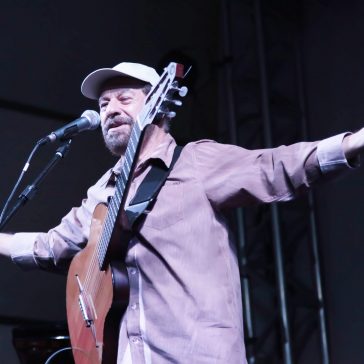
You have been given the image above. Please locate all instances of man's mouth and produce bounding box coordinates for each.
[107,120,131,132]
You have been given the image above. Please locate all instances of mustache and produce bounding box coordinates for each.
[104,115,133,131]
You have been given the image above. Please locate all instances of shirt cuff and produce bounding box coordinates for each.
[317,132,360,174]
[10,232,40,270]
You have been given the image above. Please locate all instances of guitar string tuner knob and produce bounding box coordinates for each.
[171,81,188,97]
[166,98,182,107]
[178,86,188,97]
[167,111,176,119]
[157,109,176,119]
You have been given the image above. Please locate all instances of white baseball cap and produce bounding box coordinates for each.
[81,62,160,100]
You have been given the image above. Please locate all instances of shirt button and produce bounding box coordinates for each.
[129,268,137,275]
[130,303,138,310]
[131,336,140,344]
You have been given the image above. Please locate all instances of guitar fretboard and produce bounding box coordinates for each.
[97,122,142,270]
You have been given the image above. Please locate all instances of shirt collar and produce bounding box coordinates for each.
[110,132,177,177]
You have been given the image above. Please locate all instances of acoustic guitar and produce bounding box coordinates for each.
[66,62,186,363]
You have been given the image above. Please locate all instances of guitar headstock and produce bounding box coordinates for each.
[137,62,188,130]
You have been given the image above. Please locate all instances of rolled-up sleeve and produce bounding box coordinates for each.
[317,132,360,172]
[10,232,40,268]
[11,169,114,272]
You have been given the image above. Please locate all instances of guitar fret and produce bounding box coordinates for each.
[121,167,128,183]
[133,130,139,145]
[98,229,109,266]
[101,219,110,244]
[116,177,125,192]
[130,132,136,152]
[110,200,118,219]
[124,155,131,171]
[114,189,122,205]
[125,153,131,167]
[99,216,114,267]
[105,204,115,224]
[102,221,111,241]
[99,239,105,258]
[127,144,133,161]
[100,221,112,263]
[132,126,140,147]
[97,240,104,264]
[102,225,111,248]
[127,144,134,159]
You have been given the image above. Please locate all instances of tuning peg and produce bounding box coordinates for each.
[166,111,176,119]
[157,107,176,120]
[171,81,188,97]
[165,98,182,107]
[177,86,188,97]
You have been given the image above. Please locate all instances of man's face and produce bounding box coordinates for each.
[98,78,147,156]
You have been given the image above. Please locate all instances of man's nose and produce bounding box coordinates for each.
[105,97,122,117]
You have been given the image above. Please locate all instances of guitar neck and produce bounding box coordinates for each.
[95,62,186,271]
[97,122,143,270]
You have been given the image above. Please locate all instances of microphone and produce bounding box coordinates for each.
[39,110,100,145]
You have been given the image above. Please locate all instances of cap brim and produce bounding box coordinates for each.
[81,68,135,100]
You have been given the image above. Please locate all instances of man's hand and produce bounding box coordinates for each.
[343,128,364,161]
[0,233,15,257]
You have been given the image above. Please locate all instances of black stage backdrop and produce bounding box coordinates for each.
[0,1,363,363]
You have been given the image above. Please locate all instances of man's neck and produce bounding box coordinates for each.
[121,124,167,162]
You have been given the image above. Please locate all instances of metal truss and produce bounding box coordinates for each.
[218,0,330,363]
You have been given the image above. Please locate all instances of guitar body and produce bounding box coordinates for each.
[66,204,129,364]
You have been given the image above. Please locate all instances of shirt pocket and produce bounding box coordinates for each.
[142,180,184,230]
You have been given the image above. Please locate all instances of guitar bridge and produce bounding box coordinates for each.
[75,275,96,326]
[74,274,100,347]
[78,294,92,327]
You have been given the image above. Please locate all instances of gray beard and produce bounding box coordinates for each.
[103,130,130,156]
[102,115,134,156]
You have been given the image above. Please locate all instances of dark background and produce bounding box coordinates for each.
[0,0,363,363]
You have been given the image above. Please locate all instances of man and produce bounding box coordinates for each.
[0,61,363,364]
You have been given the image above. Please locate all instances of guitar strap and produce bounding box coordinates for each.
[124,145,183,227]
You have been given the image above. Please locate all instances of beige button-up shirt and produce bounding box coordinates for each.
[11,132,353,363]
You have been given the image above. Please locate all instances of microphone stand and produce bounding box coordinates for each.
[0,139,72,232]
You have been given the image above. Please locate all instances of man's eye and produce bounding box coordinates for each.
[119,97,132,103]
